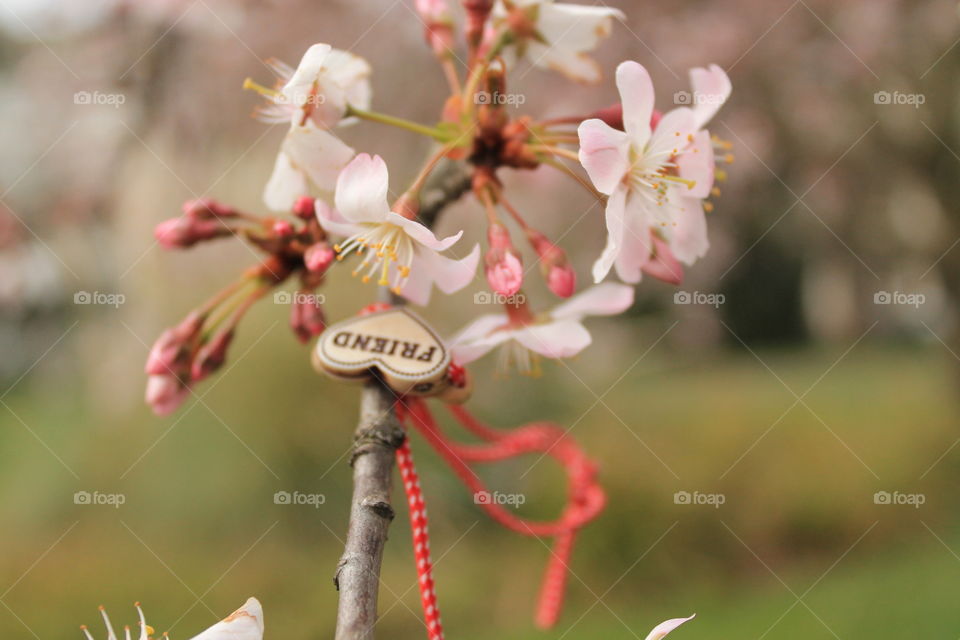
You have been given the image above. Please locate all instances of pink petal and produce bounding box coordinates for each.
[641,234,684,285]
[335,153,391,223]
[690,63,731,128]
[676,129,715,199]
[614,193,655,283]
[514,320,592,359]
[385,212,463,251]
[314,200,364,238]
[591,185,628,283]
[450,314,512,364]
[616,61,655,147]
[644,615,695,640]
[551,282,634,321]
[670,196,709,265]
[429,243,481,295]
[646,107,697,162]
[578,118,631,195]
[263,151,307,212]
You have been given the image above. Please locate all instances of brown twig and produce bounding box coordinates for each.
[333,158,471,640]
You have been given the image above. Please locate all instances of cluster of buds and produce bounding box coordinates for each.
[145,195,334,414]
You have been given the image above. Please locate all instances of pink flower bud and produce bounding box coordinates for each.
[293,196,315,220]
[145,312,204,375]
[290,292,326,343]
[182,198,235,220]
[304,242,335,273]
[191,329,234,382]
[527,229,575,298]
[272,220,294,237]
[641,234,683,285]
[485,223,523,297]
[155,217,231,249]
[145,374,190,416]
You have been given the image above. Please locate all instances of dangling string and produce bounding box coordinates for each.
[396,437,445,640]
[395,396,605,630]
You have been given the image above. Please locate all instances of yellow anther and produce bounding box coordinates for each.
[242,78,280,99]
[362,275,371,283]
[704,202,714,213]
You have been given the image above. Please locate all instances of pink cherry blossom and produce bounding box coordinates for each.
[578,61,725,284]
[451,282,633,374]
[315,154,480,305]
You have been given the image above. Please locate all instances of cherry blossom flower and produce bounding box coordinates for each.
[493,0,624,83]
[315,154,479,305]
[80,599,263,640]
[246,43,372,211]
[645,614,695,640]
[578,61,720,284]
[451,282,633,374]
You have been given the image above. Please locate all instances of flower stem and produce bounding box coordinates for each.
[542,158,605,200]
[344,105,449,141]
[528,144,581,163]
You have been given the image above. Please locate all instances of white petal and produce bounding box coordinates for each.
[450,314,511,364]
[315,199,364,238]
[323,48,373,111]
[644,615,695,640]
[646,107,697,161]
[591,185,628,283]
[676,129,715,199]
[335,153,391,223]
[188,598,264,640]
[551,282,634,321]
[690,64,730,128]
[670,196,709,264]
[385,212,463,251]
[514,319,592,359]
[614,192,655,283]
[531,4,622,83]
[616,61,655,147]
[263,150,307,212]
[283,125,355,193]
[578,118,631,195]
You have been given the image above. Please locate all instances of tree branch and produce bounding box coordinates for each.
[333,158,471,640]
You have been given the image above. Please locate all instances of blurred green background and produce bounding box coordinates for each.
[2,0,960,638]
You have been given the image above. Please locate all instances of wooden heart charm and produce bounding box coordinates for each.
[313,307,471,401]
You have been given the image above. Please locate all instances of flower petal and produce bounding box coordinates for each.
[323,48,373,111]
[188,598,264,640]
[578,118,631,195]
[514,319,592,359]
[690,63,730,128]
[399,243,480,305]
[315,199,364,238]
[263,150,307,212]
[282,125,355,193]
[450,314,511,364]
[531,4,623,83]
[591,185,628,283]
[616,61,655,147]
[676,129,715,199]
[669,196,709,265]
[645,107,697,161]
[551,282,634,321]
[385,211,463,251]
[281,43,348,127]
[614,192,655,283]
[644,615,695,640]
[335,153,391,223]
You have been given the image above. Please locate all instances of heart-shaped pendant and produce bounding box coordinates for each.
[312,307,471,402]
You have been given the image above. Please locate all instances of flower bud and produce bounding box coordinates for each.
[304,242,335,273]
[145,312,204,376]
[182,198,236,220]
[290,292,326,343]
[292,196,316,220]
[191,329,234,381]
[641,234,683,285]
[272,220,294,237]
[485,223,523,297]
[145,374,190,416]
[155,217,232,249]
[527,229,575,298]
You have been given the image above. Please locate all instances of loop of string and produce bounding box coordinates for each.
[396,396,605,631]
